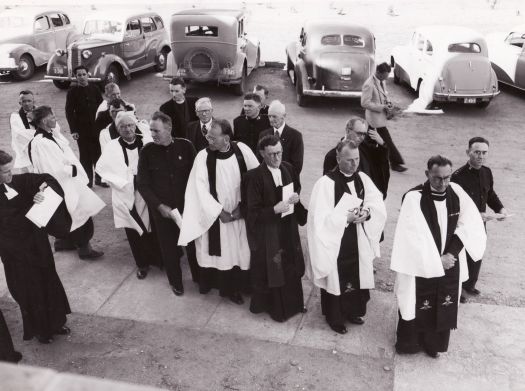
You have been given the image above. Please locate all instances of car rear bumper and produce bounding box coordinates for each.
[433,91,500,101]
[303,88,362,98]
[44,75,102,82]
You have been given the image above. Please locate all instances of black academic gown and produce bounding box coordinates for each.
[320,170,371,326]
[396,182,464,354]
[245,162,307,322]
[0,309,18,362]
[0,174,71,341]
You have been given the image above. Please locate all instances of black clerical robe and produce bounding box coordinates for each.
[245,162,307,321]
[0,309,18,362]
[0,174,71,341]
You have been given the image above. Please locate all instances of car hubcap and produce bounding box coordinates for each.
[159,54,165,66]
[19,61,29,73]
[107,72,116,82]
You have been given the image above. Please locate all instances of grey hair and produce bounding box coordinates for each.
[195,97,212,110]
[268,100,286,115]
[115,111,137,127]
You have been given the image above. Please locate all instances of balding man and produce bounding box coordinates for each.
[259,100,304,174]
[186,97,214,152]
[95,83,135,132]
[159,77,198,139]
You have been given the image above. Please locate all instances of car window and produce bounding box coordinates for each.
[321,35,341,45]
[238,18,244,37]
[49,13,63,27]
[125,19,141,38]
[448,43,481,53]
[84,19,123,36]
[141,17,156,33]
[425,40,433,55]
[505,32,525,48]
[60,14,70,25]
[343,35,365,47]
[154,16,164,29]
[34,15,50,31]
[185,25,218,37]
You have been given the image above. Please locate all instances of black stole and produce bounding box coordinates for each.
[28,128,61,164]
[206,142,247,256]
[108,123,119,140]
[19,108,31,129]
[118,135,143,167]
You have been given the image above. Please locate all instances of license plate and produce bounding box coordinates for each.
[53,66,64,75]
[464,98,476,104]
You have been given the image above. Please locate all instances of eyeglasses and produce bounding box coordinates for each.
[197,109,212,114]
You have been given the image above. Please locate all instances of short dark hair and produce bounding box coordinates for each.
[468,136,489,148]
[151,111,172,129]
[109,98,126,109]
[254,84,269,96]
[211,119,233,138]
[427,155,452,170]
[32,105,54,126]
[336,139,359,154]
[376,62,391,74]
[73,65,88,75]
[243,93,261,104]
[170,77,186,88]
[19,90,34,96]
[0,150,13,166]
[258,134,280,151]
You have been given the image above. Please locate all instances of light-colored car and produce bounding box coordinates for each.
[391,26,499,108]
[45,10,171,89]
[286,20,375,106]
[164,9,260,95]
[0,8,76,80]
[487,25,525,91]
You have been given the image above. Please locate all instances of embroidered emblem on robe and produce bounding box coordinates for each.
[344,283,356,293]
[420,300,432,310]
[442,295,454,306]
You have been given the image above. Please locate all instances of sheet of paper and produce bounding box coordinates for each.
[25,187,63,228]
[281,183,295,218]
[170,208,183,228]
[334,192,362,217]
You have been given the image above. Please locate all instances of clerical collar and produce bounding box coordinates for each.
[339,170,354,178]
[430,187,447,201]
[245,114,260,121]
[267,165,283,187]
[467,162,482,171]
[273,122,285,136]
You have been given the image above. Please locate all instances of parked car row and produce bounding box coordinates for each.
[1,6,524,105]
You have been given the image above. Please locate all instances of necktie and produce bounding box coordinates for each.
[274,130,280,138]
[201,124,207,135]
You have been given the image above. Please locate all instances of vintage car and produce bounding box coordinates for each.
[0,8,76,80]
[487,25,525,91]
[45,10,171,89]
[391,26,499,108]
[286,20,375,106]
[164,9,260,95]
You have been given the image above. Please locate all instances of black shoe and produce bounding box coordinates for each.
[37,335,53,344]
[87,182,93,188]
[460,295,467,304]
[10,351,23,363]
[301,306,308,313]
[54,239,76,252]
[348,316,365,325]
[54,326,71,335]
[95,181,109,188]
[136,268,148,280]
[228,292,244,305]
[78,245,104,260]
[199,285,212,294]
[395,345,421,355]
[329,324,347,334]
[172,286,184,296]
[465,287,480,295]
[391,164,408,172]
[424,347,440,358]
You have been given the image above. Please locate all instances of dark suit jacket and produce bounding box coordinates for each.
[186,120,211,152]
[259,124,304,174]
[159,96,198,139]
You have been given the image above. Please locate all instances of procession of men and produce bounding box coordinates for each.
[1,62,511,365]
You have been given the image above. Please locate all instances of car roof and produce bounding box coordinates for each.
[0,7,69,18]
[416,25,485,45]
[173,9,244,19]
[303,19,373,37]
[84,10,161,22]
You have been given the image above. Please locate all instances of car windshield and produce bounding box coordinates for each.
[321,34,366,47]
[0,15,29,30]
[448,43,481,53]
[83,19,123,39]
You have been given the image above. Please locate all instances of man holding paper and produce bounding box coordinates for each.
[137,112,197,295]
[391,155,486,358]
[178,119,259,304]
[244,135,307,322]
[96,111,160,280]
[451,137,509,302]
[0,150,71,344]
[307,140,386,334]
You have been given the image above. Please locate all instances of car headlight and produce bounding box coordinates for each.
[82,50,92,59]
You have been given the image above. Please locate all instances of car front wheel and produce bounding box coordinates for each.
[13,54,35,81]
[53,80,71,90]
[232,64,247,96]
[155,49,169,72]
[104,64,120,85]
[296,78,307,107]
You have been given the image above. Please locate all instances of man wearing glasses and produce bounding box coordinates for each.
[186,97,214,152]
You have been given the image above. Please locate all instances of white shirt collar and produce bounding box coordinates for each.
[267,165,283,187]
[200,119,212,129]
[273,122,286,136]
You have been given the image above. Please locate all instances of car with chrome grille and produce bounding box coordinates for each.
[45,10,171,89]
[164,9,260,95]
[286,20,375,106]
[0,8,76,80]
[391,26,499,108]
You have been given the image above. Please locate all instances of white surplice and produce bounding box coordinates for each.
[178,142,259,270]
[390,182,487,321]
[306,172,387,295]
[95,135,152,235]
[10,111,35,169]
[30,129,105,231]
[99,120,151,151]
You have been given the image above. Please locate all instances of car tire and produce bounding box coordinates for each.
[155,48,169,72]
[104,64,120,85]
[232,64,247,96]
[393,64,401,85]
[184,47,219,82]
[13,54,35,81]
[296,78,307,107]
[53,80,71,90]
[476,101,490,109]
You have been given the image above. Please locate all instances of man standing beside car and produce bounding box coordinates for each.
[159,77,198,139]
[361,62,407,173]
[65,65,105,188]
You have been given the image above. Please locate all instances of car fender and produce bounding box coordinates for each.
[0,43,48,67]
[163,51,178,78]
[294,59,309,89]
[285,42,298,68]
[91,54,131,79]
[233,51,248,75]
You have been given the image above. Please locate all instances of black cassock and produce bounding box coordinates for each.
[321,170,371,327]
[0,174,71,341]
[245,162,307,322]
[0,309,18,362]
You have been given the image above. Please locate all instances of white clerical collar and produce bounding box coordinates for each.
[273,122,286,136]
[339,170,354,178]
[267,165,283,186]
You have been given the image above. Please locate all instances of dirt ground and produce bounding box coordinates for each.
[1,1,525,390]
